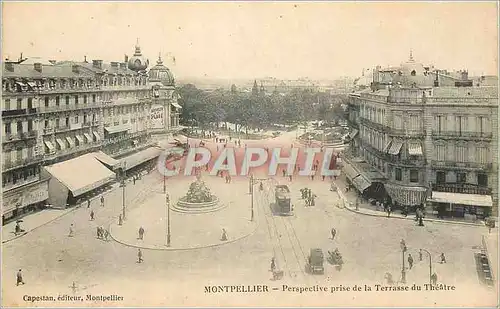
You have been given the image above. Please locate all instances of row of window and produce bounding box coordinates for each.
[434,115,490,134]
[43,114,97,128]
[4,120,34,135]
[435,144,489,163]
[2,166,39,187]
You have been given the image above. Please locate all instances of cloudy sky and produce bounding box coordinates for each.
[2,2,498,79]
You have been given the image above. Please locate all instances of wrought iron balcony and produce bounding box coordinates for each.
[2,109,27,117]
[431,160,492,170]
[431,131,493,139]
[432,182,491,195]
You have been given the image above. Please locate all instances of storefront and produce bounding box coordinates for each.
[385,183,428,209]
[118,146,163,177]
[427,191,493,219]
[42,153,116,208]
[2,179,49,224]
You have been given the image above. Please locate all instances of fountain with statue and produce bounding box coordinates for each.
[173,174,226,213]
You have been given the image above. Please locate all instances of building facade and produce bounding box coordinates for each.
[1,42,181,223]
[343,53,498,218]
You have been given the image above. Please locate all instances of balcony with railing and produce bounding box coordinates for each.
[38,101,101,114]
[431,130,493,140]
[431,160,493,170]
[3,131,38,143]
[432,182,492,195]
[2,109,27,118]
[358,117,389,132]
[2,155,44,171]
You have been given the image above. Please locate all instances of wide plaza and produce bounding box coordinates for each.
[2,134,496,307]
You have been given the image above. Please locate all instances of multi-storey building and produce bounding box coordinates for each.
[2,42,181,223]
[343,53,498,218]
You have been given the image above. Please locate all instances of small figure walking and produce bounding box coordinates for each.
[137,249,143,263]
[87,199,91,208]
[331,228,337,240]
[68,224,74,237]
[419,249,423,261]
[220,228,228,241]
[387,206,392,217]
[90,210,95,221]
[138,227,145,240]
[440,253,446,264]
[16,269,25,286]
[270,257,276,272]
[289,174,292,182]
[104,229,110,241]
[431,272,438,285]
[408,254,414,269]
[96,227,101,239]
[118,214,123,226]
[100,196,104,207]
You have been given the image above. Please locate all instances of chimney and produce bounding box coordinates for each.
[92,60,103,69]
[19,52,23,62]
[5,62,14,72]
[120,62,127,69]
[434,70,439,87]
[124,54,129,63]
[72,64,79,73]
[34,63,42,73]
[84,55,88,63]
[461,70,468,80]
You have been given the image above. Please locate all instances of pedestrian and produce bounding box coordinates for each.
[87,199,91,208]
[419,249,423,261]
[331,228,336,240]
[133,176,136,185]
[16,269,25,286]
[228,175,232,183]
[282,169,286,177]
[90,210,94,221]
[322,175,325,181]
[138,227,145,240]
[96,227,101,239]
[311,174,314,181]
[311,194,316,206]
[440,253,446,263]
[104,229,109,241]
[270,257,276,272]
[408,254,414,269]
[137,249,143,263]
[431,272,438,285]
[387,206,392,217]
[100,196,104,207]
[221,228,228,241]
[118,214,123,226]
[68,224,74,237]
[289,174,292,182]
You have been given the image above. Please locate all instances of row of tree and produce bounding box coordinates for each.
[177,84,348,133]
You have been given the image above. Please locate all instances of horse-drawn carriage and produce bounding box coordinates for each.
[327,249,344,271]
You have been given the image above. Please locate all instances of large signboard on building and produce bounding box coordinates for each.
[2,180,49,215]
[150,104,165,129]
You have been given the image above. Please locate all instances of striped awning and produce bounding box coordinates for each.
[352,175,372,192]
[75,135,85,145]
[92,131,101,141]
[349,129,359,139]
[428,192,493,207]
[408,142,423,156]
[388,140,403,155]
[171,102,182,109]
[44,140,55,152]
[385,183,428,206]
[383,140,392,152]
[84,133,93,143]
[66,136,75,148]
[342,161,360,181]
[56,138,66,150]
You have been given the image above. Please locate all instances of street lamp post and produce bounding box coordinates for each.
[166,193,171,247]
[122,162,127,220]
[421,249,432,285]
[401,247,407,284]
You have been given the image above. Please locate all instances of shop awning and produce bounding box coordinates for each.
[75,135,85,145]
[342,161,360,181]
[44,140,55,152]
[26,82,37,89]
[171,102,182,109]
[408,142,423,156]
[383,140,392,152]
[93,151,121,169]
[66,136,75,148]
[15,81,26,87]
[56,138,66,150]
[104,124,131,134]
[428,192,493,207]
[44,153,115,197]
[119,147,162,170]
[84,133,93,143]
[349,129,359,139]
[352,175,372,192]
[388,140,403,155]
[92,131,101,141]
[385,183,428,206]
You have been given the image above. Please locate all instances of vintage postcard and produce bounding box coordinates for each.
[1,1,499,307]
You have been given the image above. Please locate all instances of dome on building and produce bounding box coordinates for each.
[395,51,434,87]
[127,40,149,72]
[148,54,175,86]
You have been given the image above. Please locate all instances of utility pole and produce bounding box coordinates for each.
[166,193,171,247]
[401,246,407,284]
[249,174,254,221]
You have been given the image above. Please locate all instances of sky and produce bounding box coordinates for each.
[2,2,498,80]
